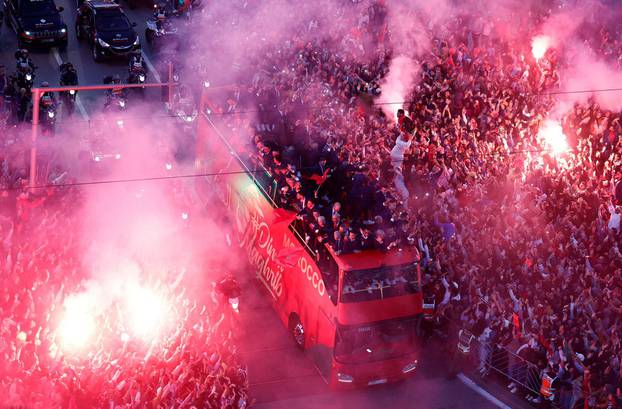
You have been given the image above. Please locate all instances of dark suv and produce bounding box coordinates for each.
[75,0,140,62]
[3,0,68,49]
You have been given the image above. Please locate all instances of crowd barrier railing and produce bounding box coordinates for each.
[457,332,563,409]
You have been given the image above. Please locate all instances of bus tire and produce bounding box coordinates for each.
[289,314,305,350]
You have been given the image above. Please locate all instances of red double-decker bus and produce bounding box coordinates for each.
[195,90,423,387]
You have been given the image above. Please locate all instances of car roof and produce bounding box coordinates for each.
[85,0,121,10]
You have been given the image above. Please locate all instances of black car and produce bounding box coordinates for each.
[3,0,68,49]
[75,0,140,62]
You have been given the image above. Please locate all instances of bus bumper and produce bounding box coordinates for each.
[330,352,419,388]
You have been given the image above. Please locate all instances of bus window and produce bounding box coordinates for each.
[340,263,419,303]
[334,317,418,364]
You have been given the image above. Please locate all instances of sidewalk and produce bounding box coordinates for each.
[421,338,534,409]
[459,371,536,409]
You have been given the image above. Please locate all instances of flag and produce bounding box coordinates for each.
[270,208,297,226]
[275,247,305,268]
[306,168,331,186]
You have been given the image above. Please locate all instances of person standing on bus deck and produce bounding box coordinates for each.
[359,226,375,250]
[343,230,361,254]
[332,231,345,254]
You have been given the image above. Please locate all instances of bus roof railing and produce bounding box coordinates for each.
[201,112,317,256]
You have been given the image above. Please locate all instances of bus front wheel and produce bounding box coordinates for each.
[289,315,305,350]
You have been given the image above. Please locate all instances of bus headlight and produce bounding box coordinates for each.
[336,373,353,383]
[402,360,418,373]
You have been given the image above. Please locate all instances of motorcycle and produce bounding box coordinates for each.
[39,97,57,136]
[145,11,178,53]
[102,76,128,111]
[211,276,242,323]
[171,93,196,160]
[15,65,35,92]
[174,99,197,133]
[105,92,127,111]
[127,62,147,97]
[78,120,124,177]
[59,64,78,116]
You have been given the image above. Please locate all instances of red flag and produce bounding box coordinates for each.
[306,169,331,186]
[270,208,297,226]
[276,247,305,268]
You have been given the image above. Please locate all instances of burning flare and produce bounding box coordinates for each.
[125,284,170,341]
[531,35,551,61]
[538,120,568,156]
[58,295,96,352]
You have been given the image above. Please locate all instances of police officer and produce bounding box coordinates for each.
[128,51,145,73]
[14,49,35,72]
[39,82,56,108]
[59,62,78,86]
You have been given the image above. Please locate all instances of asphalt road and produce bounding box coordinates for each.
[0,0,166,121]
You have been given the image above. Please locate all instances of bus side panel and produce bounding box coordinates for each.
[223,171,338,350]
[197,112,338,352]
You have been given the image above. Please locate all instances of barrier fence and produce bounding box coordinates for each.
[455,329,606,409]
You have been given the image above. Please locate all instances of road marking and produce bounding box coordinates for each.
[457,373,512,409]
[141,51,161,83]
[51,48,89,120]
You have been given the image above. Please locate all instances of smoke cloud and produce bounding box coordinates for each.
[377,55,419,120]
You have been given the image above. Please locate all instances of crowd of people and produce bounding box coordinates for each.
[0,181,249,407]
[198,1,622,408]
[5,0,622,407]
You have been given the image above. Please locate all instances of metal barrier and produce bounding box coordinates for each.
[460,336,565,409]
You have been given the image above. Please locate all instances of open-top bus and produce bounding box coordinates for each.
[195,89,423,387]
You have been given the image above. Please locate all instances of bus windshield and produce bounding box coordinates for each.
[340,262,419,303]
[334,317,418,364]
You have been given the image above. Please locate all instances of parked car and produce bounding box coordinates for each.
[3,0,68,49]
[75,0,140,62]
